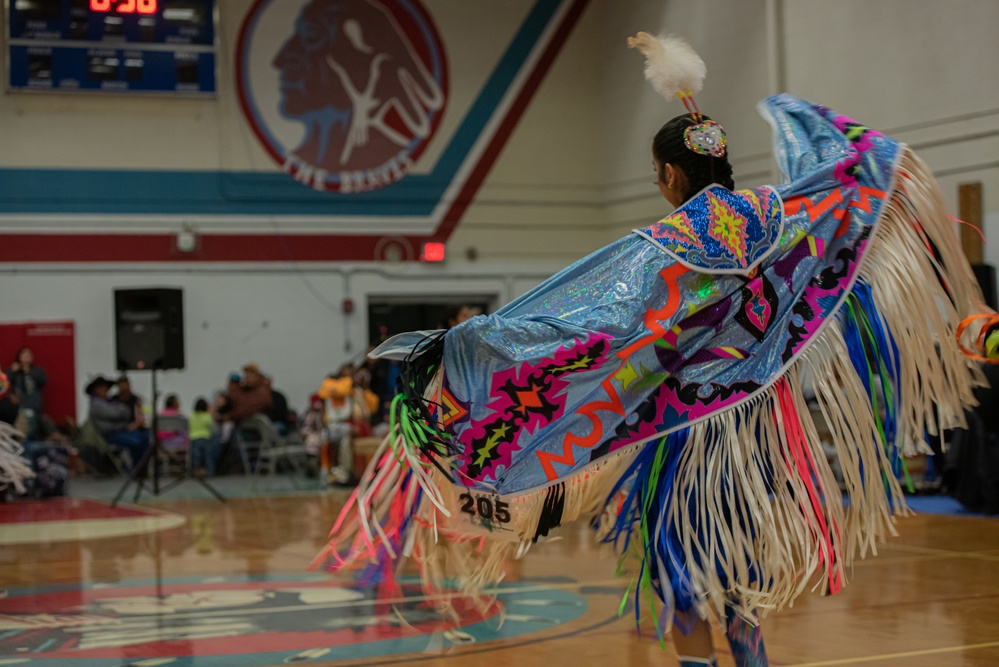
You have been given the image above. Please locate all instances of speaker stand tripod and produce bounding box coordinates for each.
[111,369,225,506]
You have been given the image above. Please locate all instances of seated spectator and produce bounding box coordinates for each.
[224,363,273,426]
[212,388,235,444]
[23,415,71,499]
[351,368,381,438]
[300,393,327,456]
[353,360,372,397]
[157,394,188,456]
[161,394,181,416]
[321,365,354,422]
[86,375,149,470]
[268,386,295,436]
[213,390,230,419]
[112,375,145,428]
[189,397,220,477]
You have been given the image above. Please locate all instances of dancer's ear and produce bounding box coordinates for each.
[661,163,689,207]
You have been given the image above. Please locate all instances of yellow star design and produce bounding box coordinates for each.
[615,362,639,391]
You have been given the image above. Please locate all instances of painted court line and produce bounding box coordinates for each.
[783,640,999,666]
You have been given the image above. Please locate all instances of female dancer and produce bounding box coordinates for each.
[317,33,989,667]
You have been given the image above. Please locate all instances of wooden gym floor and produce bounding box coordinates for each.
[1,483,997,666]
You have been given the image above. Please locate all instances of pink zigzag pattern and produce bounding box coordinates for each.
[458,332,613,481]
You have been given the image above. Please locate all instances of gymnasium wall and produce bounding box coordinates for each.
[780,0,999,268]
[599,0,999,254]
[0,0,604,416]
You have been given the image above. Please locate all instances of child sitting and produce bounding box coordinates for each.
[189,397,219,477]
[157,394,188,458]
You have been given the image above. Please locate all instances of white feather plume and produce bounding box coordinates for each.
[628,32,706,100]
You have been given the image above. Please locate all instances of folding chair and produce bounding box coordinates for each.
[74,419,129,476]
[237,414,308,476]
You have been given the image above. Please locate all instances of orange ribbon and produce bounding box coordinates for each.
[956,312,999,363]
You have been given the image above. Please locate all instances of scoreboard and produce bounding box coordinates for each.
[7,0,216,94]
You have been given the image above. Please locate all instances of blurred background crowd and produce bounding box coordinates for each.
[0,305,477,498]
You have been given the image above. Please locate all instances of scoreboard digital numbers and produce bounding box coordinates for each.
[7,0,216,94]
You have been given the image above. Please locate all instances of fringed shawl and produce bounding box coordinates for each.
[315,94,986,628]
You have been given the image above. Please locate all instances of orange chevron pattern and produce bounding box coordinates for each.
[784,186,884,240]
[536,263,687,481]
[784,190,844,221]
[537,364,626,480]
[784,186,882,222]
[850,186,883,214]
[617,263,687,359]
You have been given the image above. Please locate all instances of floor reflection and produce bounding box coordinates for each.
[0,480,997,666]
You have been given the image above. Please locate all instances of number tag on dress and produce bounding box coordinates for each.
[453,489,518,538]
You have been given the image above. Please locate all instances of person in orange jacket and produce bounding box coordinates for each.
[318,365,355,486]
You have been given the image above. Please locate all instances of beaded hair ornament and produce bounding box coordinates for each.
[627,32,727,159]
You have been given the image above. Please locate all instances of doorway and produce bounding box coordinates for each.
[366,296,495,346]
[0,321,77,427]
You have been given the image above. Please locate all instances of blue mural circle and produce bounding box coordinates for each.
[0,573,588,665]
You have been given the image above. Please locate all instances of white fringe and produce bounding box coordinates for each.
[0,423,33,495]
[859,151,985,446]
[407,437,647,606]
[662,148,985,623]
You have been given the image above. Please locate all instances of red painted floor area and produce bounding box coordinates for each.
[0,498,154,523]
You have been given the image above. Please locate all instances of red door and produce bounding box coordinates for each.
[0,322,77,428]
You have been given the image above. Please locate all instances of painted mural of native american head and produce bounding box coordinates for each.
[272,0,446,176]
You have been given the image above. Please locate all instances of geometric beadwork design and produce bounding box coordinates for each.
[634,185,784,275]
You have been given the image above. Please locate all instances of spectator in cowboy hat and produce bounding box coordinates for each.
[86,375,149,469]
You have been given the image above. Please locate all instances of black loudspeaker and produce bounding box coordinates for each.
[114,288,185,371]
[972,264,997,311]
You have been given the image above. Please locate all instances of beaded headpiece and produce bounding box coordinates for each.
[628,32,727,159]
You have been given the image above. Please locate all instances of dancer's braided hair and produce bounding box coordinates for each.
[653,114,735,203]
